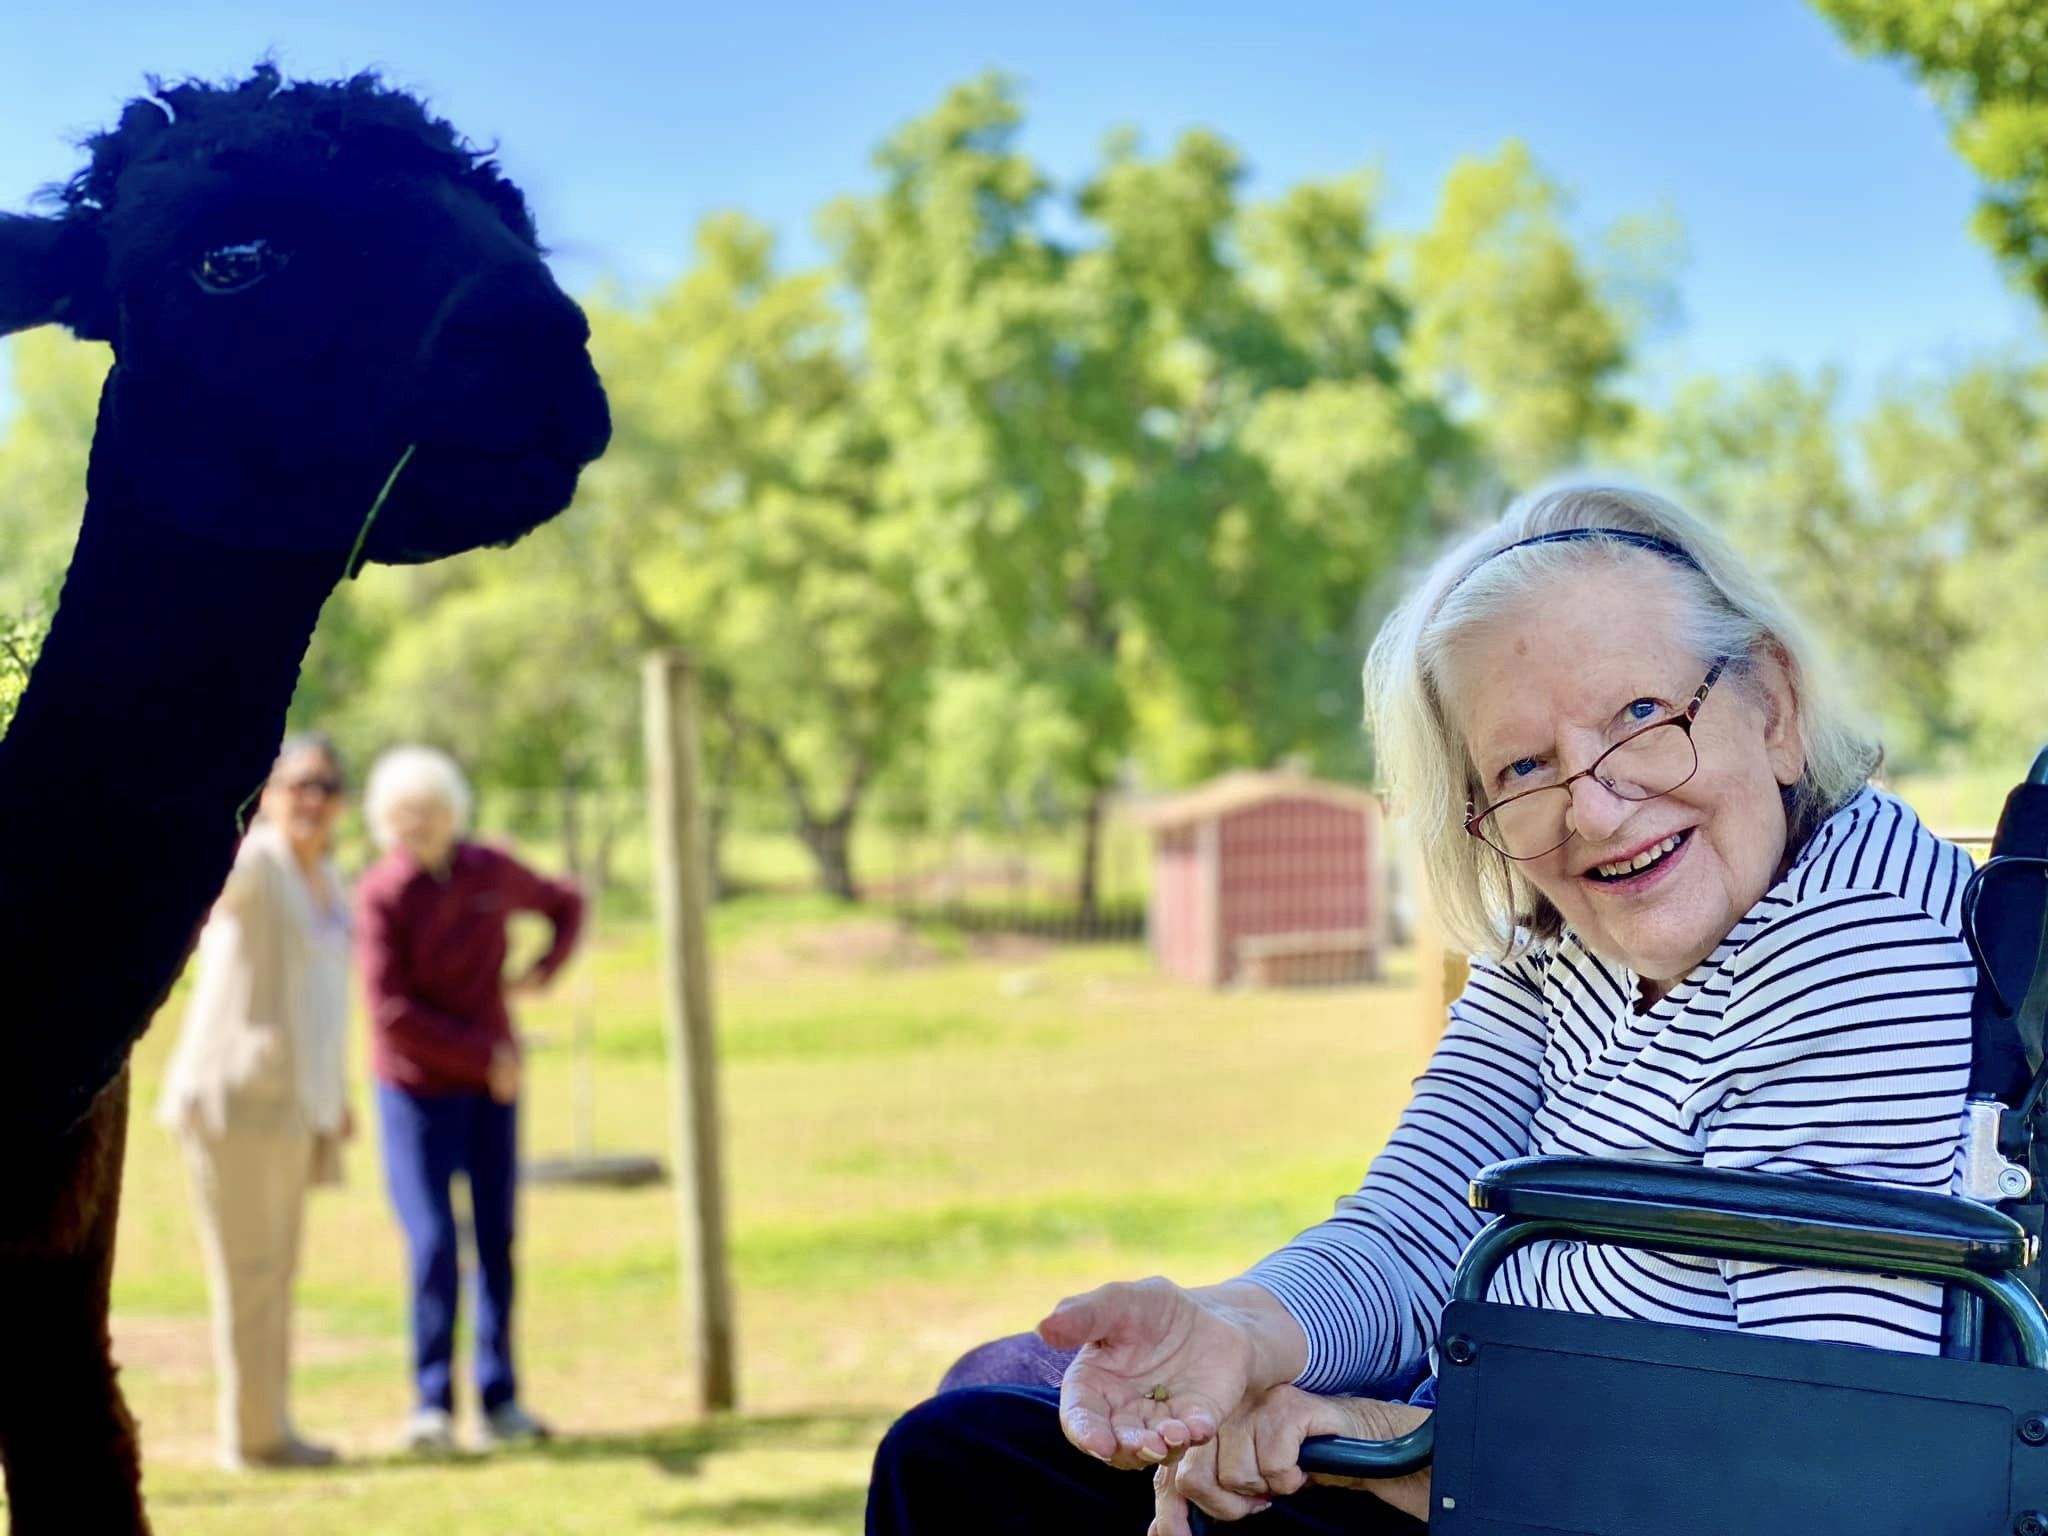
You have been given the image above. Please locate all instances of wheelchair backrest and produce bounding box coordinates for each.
[1966,747,2048,1099]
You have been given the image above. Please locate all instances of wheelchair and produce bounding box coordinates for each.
[1220,750,2048,1536]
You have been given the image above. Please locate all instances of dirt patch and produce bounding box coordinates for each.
[729,918,937,975]
[112,1314,214,1382]
[729,919,1056,978]
[113,1312,377,1383]
[963,932,1056,963]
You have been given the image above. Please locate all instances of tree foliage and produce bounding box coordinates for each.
[827,79,1639,907]
[1863,359,2048,763]
[0,335,103,743]
[1815,0,2048,308]
[572,214,929,898]
[1625,357,2048,771]
[0,607,41,739]
[1404,142,1638,486]
[0,333,107,613]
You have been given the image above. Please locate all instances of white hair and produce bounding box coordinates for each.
[1365,482,1879,961]
[364,745,473,851]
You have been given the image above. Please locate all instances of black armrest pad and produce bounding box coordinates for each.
[1472,1156,2031,1274]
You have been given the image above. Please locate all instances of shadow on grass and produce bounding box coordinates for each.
[528,1408,892,1475]
[143,1407,893,1506]
[653,1481,868,1529]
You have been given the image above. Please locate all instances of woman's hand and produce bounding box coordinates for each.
[1039,1277,1268,1470]
[487,1042,521,1105]
[1149,1386,1434,1533]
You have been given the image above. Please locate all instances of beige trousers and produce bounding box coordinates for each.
[181,1125,314,1460]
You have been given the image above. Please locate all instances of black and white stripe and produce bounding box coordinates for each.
[1248,787,1978,1394]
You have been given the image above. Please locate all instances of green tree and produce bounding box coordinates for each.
[1816,0,2048,308]
[333,549,642,885]
[1862,360,2048,763]
[1625,369,1948,761]
[0,333,108,616]
[0,607,43,739]
[0,336,100,743]
[831,80,1640,914]
[578,214,930,900]
[917,668,1083,831]
[1625,360,2048,770]
[1403,142,1641,487]
[824,77,1110,862]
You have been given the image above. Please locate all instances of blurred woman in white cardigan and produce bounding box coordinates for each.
[158,733,355,1470]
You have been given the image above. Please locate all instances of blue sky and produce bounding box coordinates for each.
[0,0,2041,402]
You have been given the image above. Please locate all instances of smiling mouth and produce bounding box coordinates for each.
[1588,829,1691,884]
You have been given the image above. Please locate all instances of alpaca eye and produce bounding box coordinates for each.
[192,239,286,295]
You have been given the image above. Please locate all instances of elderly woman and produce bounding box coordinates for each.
[868,485,1977,1534]
[158,732,354,1471]
[355,745,583,1455]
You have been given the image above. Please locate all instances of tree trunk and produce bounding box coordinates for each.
[1077,784,1109,930]
[733,706,870,904]
[801,813,859,902]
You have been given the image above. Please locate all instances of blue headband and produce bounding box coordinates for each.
[1446,527,1702,596]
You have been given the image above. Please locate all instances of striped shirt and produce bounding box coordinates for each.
[1247,787,1978,1395]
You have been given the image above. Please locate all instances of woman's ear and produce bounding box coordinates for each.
[1752,639,1805,787]
[0,213,108,341]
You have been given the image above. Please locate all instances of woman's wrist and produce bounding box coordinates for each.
[1193,1279,1310,1392]
[1333,1393,1423,1440]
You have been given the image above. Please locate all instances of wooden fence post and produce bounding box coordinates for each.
[1425,940,1470,1037]
[642,648,738,1412]
[1414,878,1469,1041]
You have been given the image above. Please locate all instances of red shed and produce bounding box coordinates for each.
[1143,769,1385,988]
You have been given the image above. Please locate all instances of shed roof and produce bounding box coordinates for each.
[1141,769,1383,831]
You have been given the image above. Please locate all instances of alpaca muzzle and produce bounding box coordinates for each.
[408,262,611,466]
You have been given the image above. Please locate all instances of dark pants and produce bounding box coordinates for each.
[376,1082,519,1414]
[868,1385,1429,1534]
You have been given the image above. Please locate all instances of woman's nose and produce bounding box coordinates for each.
[1568,773,1634,843]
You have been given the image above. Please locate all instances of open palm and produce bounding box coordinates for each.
[1038,1277,1256,1471]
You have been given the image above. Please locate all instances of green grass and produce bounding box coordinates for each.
[1886,770,2018,838]
[55,898,1433,1534]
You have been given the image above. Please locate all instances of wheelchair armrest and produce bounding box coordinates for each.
[1190,1433,1434,1532]
[1252,1161,2037,1505]
[1472,1156,2032,1274]
[1255,1156,2035,1509]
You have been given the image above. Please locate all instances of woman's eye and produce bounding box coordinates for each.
[1625,698,1661,723]
[1507,757,1542,780]
[191,239,287,295]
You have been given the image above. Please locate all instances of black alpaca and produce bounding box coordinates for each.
[0,67,609,1531]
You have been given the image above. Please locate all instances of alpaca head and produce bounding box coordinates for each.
[0,65,609,564]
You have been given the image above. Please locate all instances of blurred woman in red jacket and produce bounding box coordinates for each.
[356,745,582,1455]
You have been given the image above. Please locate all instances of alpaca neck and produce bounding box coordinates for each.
[0,437,340,1143]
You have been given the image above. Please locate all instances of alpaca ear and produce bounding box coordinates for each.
[0,213,106,340]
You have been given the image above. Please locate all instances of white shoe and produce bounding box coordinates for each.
[479,1400,552,1448]
[401,1406,455,1455]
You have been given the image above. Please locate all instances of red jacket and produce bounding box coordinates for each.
[355,841,583,1096]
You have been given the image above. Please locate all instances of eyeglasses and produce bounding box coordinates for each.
[279,777,345,800]
[1464,658,1727,861]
